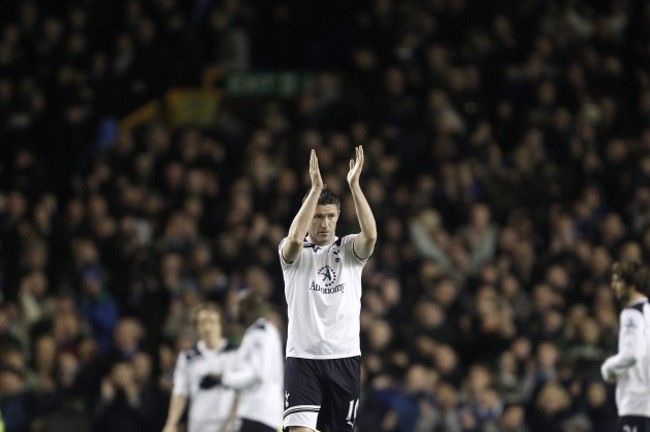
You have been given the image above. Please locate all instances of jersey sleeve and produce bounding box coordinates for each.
[342,234,369,264]
[601,308,644,378]
[278,237,301,266]
[172,352,190,396]
[221,329,263,390]
[619,308,645,360]
[278,238,288,264]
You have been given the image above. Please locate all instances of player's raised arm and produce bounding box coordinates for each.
[347,146,377,260]
[282,149,323,263]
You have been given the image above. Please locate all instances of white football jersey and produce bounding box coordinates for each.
[222,318,284,429]
[601,298,650,417]
[279,234,367,359]
[172,339,238,432]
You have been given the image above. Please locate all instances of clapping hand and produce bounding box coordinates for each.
[347,146,364,188]
[310,149,323,190]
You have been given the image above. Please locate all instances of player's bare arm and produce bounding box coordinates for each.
[162,394,188,432]
[283,149,323,262]
[347,146,377,260]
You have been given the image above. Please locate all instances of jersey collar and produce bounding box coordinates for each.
[197,338,228,353]
[630,296,649,306]
[305,236,339,248]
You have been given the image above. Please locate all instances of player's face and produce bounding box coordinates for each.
[196,309,222,341]
[611,273,629,303]
[310,204,339,245]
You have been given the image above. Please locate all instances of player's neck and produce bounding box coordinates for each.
[203,336,223,350]
[626,291,648,307]
[306,235,336,247]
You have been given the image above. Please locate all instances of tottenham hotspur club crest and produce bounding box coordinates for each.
[318,265,338,287]
[310,264,344,294]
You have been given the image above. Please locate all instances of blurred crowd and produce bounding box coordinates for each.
[2,0,650,431]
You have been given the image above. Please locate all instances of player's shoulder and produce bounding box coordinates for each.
[627,303,646,315]
[247,319,281,340]
[222,339,238,352]
[183,343,203,361]
[278,237,312,265]
[337,234,358,249]
[624,299,650,315]
[247,318,270,333]
[621,305,647,329]
[182,340,237,361]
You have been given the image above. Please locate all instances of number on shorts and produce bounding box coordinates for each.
[623,426,637,432]
[346,399,360,426]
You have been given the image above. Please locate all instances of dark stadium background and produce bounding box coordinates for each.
[1,0,650,431]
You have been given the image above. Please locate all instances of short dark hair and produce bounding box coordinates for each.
[612,261,648,292]
[302,185,341,208]
[318,186,340,208]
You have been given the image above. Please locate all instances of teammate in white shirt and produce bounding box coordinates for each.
[279,147,377,432]
[210,291,284,432]
[163,303,238,432]
[601,261,650,432]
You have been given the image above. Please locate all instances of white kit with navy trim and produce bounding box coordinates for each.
[172,339,238,432]
[221,317,284,429]
[601,298,650,417]
[279,234,367,359]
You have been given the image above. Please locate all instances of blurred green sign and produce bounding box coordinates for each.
[225,72,314,97]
